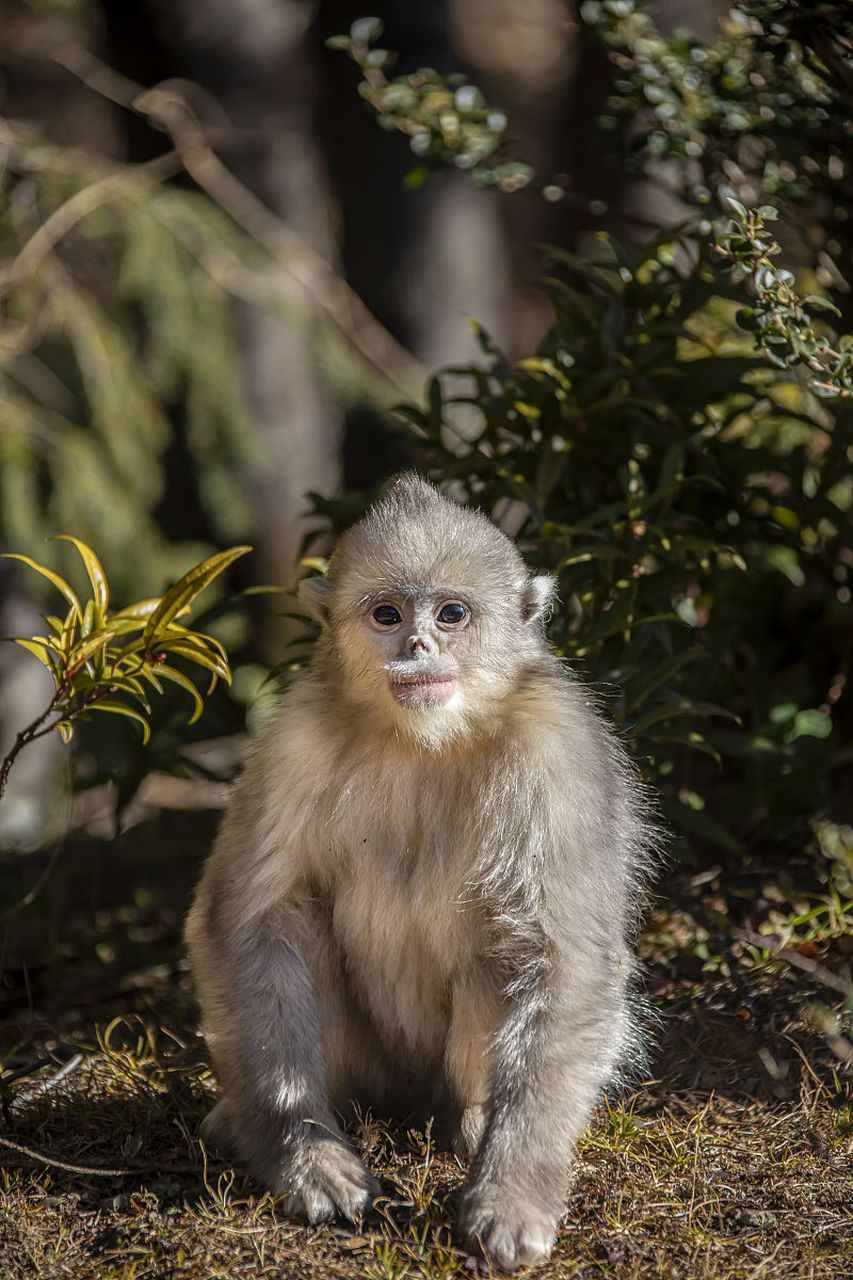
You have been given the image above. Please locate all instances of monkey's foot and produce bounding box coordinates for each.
[278,1140,380,1226]
[459,1184,557,1271]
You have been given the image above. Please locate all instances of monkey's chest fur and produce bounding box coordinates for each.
[306,751,503,1066]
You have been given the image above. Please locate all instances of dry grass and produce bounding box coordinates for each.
[0,814,851,1279]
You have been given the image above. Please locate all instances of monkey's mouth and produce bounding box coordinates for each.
[388,675,457,707]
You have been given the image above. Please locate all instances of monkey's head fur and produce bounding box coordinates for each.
[301,475,555,747]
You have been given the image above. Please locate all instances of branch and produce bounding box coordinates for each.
[0,688,62,804]
[0,144,183,294]
[40,41,427,401]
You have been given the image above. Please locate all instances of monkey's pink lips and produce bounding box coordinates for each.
[389,676,457,706]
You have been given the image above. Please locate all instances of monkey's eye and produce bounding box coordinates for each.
[371,604,402,627]
[436,602,468,627]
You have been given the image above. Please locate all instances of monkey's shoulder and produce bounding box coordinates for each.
[509,660,615,747]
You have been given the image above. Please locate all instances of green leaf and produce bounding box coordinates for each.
[58,605,78,656]
[155,664,205,724]
[10,637,60,676]
[157,637,231,683]
[111,598,164,621]
[56,720,74,744]
[142,546,251,649]
[643,726,722,766]
[786,709,833,741]
[2,554,81,617]
[630,699,739,737]
[101,675,150,706]
[52,536,109,615]
[83,701,151,743]
[66,629,114,671]
[139,667,165,695]
[803,294,840,316]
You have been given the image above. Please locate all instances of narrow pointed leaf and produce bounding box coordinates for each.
[142,546,251,647]
[140,667,165,695]
[159,638,231,683]
[163,623,229,660]
[67,629,114,671]
[81,599,95,639]
[112,598,163,621]
[156,664,205,724]
[11,637,60,677]
[630,699,740,737]
[2,554,81,616]
[59,605,78,656]
[52,536,109,615]
[84,701,151,743]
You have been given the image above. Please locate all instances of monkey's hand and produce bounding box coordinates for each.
[459,1181,557,1271]
[277,1135,380,1225]
[452,1104,487,1160]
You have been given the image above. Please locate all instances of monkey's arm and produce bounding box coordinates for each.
[186,848,379,1223]
[459,908,630,1269]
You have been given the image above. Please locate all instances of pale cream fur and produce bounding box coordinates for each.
[185,475,655,1271]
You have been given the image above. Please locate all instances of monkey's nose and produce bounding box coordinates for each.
[407,633,435,656]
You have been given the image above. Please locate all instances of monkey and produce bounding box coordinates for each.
[185,474,656,1271]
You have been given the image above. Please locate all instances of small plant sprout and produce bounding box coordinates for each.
[0,537,251,803]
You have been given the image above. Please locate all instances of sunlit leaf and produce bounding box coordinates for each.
[111,598,163,621]
[142,546,251,648]
[83,701,151,743]
[158,638,231,683]
[10,637,60,677]
[156,664,205,724]
[52,535,109,615]
[66,629,114,671]
[2,553,81,617]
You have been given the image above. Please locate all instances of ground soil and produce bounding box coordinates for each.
[0,812,850,1279]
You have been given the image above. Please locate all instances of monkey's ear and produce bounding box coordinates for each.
[298,576,331,625]
[521,574,556,624]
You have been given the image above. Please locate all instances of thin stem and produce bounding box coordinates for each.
[0,683,114,805]
[0,689,63,804]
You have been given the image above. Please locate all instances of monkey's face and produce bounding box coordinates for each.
[325,577,538,747]
[304,476,557,745]
[360,592,470,710]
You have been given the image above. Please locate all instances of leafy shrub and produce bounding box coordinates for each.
[322,10,853,860]
[0,538,250,803]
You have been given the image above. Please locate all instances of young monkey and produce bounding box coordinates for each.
[186,475,654,1271]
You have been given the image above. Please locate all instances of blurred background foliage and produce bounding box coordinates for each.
[0,0,851,898]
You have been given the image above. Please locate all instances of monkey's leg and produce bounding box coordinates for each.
[444,974,501,1159]
[459,939,625,1271]
[189,895,380,1224]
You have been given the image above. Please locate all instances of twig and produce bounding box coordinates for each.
[734,925,853,999]
[0,149,183,293]
[43,41,427,400]
[0,1132,200,1177]
[9,1053,85,1113]
[0,689,62,803]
